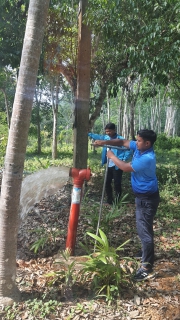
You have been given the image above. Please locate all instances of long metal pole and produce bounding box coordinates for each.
[94,157,109,252]
[92,144,122,251]
[91,144,123,151]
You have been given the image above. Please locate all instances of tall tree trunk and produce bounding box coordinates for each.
[128,76,141,140]
[122,91,128,138]
[129,99,136,140]
[102,104,105,130]
[35,87,42,154]
[156,87,168,134]
[107,91,110,122]
[73,0,91,168]
[89,81,107,129]
[37,105,41,154]
[138,102,142,130]
[117,90,124,135]
[164,97,176,136]
[51,77,60,160]
[0,0,49,305]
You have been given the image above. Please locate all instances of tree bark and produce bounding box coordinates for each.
[73,0,91,168]
[51,76,60,160]
[122,91,129,138]
[107,91,110,123]
[89,81,107,129]
[35,86,42,154]
[0,0,50,305]
[164,97,177,136]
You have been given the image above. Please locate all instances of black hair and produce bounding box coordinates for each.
[137,129,157,145]
[105,122,116,130]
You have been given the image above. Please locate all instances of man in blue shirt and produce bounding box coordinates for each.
[94,129,160,281]
[88,123,132,205]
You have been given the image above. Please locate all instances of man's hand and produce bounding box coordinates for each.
[93,140,106,146]
[107,150,114,159]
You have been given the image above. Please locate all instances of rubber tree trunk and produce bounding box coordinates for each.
[51,76,60,160]
[73,0,91,169]
[0,0,50,305]
[35,85,42,154]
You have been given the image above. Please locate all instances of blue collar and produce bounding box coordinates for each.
[111,133,118,139]
[138,146,154,155]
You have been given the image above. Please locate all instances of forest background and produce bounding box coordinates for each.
[1,0,180,159]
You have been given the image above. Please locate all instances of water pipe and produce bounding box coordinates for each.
[66,168,91,255]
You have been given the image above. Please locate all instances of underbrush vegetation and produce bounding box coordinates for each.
[20,135,180,221]
[0,135,180,319]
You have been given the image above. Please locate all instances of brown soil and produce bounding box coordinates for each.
[14,177,180,320]
[0,170,179,319]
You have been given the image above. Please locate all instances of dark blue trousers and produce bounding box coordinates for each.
[105,166,123,204]
[135,193,160,269]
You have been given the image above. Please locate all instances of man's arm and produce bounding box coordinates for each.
[88,133,105,140]
[107,150,134,172]
[94,138,130,149]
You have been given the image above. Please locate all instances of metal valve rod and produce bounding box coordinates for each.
[91,143,123,150]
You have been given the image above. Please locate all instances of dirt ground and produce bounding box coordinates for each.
[15,177,180,320]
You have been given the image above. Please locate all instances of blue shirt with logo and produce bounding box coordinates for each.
[88,132,132,169]
[129,141,158,194]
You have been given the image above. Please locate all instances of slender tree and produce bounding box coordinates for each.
[0,0,50,305]
[51,75,60,159]
[73,0,91,168]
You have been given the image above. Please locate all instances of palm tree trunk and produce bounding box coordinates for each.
[0,0,50,305]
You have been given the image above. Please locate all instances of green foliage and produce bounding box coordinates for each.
[0,0,29,68]
[30,226,64,254]
[157,164,180,185]
[30,236,47,254]
[0,127,7,154]
[155,145,180,219]
[5,299,62,320]
[157,182,180,219]
[24,144,74,172]
[79,229,131,302]
[82,194,129,235]
[155,133,180,150]
[46,249,77,288]
[87,0,180,83]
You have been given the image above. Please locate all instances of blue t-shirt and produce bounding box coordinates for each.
[88,132,132,168]
[129,141,158,194]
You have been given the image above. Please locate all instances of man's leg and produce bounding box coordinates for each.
[135,196,159,269]
[105,167,113,204]
[113,168,123,202]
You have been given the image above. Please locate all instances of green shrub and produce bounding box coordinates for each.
[156,164,180,185]
[155,133,180,150]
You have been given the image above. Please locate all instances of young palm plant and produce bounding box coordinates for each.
[46,249,77,300]
[79,229,131,303]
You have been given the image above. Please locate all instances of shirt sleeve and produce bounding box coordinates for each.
[132,154,152,172]
[88,133,105,140]
[122,149,133,161]
[129,140,136,150]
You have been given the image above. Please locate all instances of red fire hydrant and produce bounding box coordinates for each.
[66,168,91,255]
